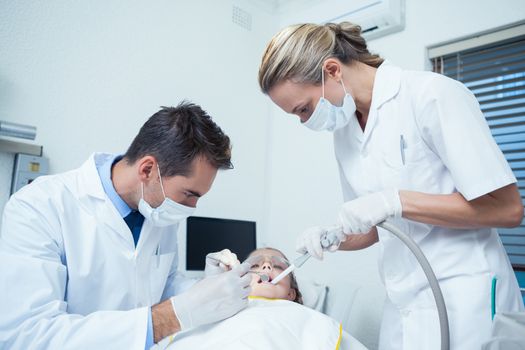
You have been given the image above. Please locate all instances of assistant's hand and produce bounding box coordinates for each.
[339,189,402,234]
[171,262,251,331]
[295,225,347,260]
[204,249,240,277]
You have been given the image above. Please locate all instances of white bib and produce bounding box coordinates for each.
[157,297,346,350]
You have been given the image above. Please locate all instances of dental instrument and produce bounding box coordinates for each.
[248,271,270,282]
[205,255,240,270]
[271,227,343,285]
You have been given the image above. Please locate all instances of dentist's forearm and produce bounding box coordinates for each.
[399,183,523,229]
[338,227,378,250]
[151,299,181,343]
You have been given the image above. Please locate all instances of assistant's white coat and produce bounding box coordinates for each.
[333,62,524,349]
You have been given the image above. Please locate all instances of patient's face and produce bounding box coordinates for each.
[246,248,297,301]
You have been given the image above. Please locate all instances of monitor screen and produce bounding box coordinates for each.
[186,216,257,271]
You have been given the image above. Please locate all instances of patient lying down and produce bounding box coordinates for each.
[155,248,367,350]
[246,247,303,304]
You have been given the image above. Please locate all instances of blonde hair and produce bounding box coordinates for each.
[258,22,383,94]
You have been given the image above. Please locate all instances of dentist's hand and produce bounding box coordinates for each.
[296,225,347,260]
[204,249,240,277]
[339,189,402,234]
[171,262,251,331]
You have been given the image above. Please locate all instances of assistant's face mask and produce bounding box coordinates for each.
[138,164,195,227]
[302,68,356,132]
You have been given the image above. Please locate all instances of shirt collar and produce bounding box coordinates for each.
[371,60,402,110]
[96,154,132,218]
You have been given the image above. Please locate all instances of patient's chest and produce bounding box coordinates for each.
[167,298,342,349]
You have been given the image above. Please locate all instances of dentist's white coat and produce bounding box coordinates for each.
[334,62,524,349]
[0,153,192,349]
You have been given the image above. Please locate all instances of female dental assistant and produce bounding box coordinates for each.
[258,22,524,350]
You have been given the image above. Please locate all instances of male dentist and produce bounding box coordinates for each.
[0,101,251,349]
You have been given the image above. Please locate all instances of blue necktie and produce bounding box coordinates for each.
[123,210,144,247]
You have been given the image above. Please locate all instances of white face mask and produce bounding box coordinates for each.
[138,164,195,227]
[302,68,356,132]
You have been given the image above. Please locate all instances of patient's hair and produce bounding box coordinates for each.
[249,247,303,305]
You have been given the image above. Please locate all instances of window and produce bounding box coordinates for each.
[429,22,525,268]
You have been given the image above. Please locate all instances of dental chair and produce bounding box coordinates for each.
[298,277,385,350]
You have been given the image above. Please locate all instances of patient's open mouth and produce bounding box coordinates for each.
[258,275,272,283]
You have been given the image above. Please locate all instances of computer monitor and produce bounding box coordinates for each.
[186,216,257,271]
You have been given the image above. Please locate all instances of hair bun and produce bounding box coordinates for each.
[336,22,362,36]
[324,22,340,35]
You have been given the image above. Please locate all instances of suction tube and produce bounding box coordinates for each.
[378,221,450,350]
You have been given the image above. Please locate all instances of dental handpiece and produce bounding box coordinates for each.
[271,227,343,285]
[320,227,343,248]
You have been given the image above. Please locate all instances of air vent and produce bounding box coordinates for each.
[232,5,251,31]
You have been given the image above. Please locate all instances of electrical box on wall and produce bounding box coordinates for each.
[11,154,49,194]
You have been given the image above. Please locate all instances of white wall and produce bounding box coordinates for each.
[0,1,276,232]
[263,0,525,349]
[2,0,525,349]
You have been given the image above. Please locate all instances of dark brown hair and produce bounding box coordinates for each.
[124,101,232,176]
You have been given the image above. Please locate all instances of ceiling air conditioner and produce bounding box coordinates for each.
[326,0,405,40]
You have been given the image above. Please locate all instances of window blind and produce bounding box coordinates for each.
[431,33,525,267]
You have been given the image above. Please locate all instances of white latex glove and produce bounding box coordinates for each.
[339,189,402,234]
[295,225,347,260]
[171,262,251,331]
[204,249,240,277]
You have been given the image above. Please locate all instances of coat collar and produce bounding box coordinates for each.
[370,60,402,111]
[76,153,137,250]
[77,153,114,201]
[357,61,402,148]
